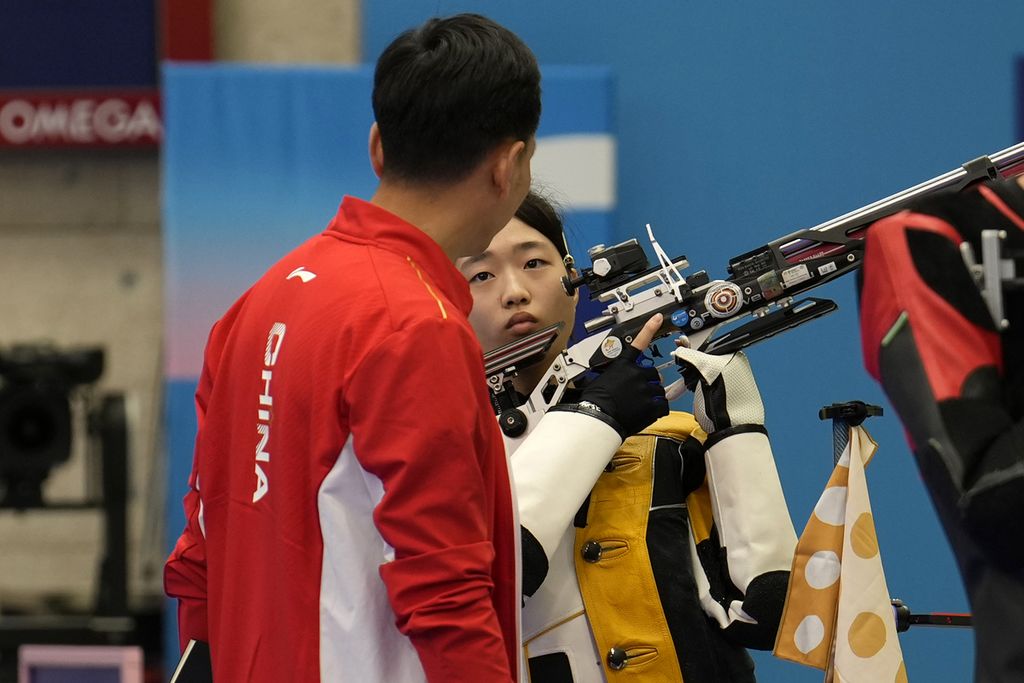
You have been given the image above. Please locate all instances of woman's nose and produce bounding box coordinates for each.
[502,274,531,307]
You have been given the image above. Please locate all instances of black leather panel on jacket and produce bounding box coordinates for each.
[905,228,996,331]
[572,492,591,529]
[938,371,1013,489]
[678,435,707,496]
[905,183,1013,257]
[880,317,1024,569]
[647,437,756,681]
[879,287,1024,683]
[651,437,686,509]
[877,319,962,485]
[704,374,732,430]
[521,526,549,599]
[527,652,573,683]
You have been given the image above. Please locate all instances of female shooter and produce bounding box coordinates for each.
[457,190,798,682]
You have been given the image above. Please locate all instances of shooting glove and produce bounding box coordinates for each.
[672,345,764,437]
[572,346,669,439]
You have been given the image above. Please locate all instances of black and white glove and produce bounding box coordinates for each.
[673,343,764,442]
[569,346,669,439]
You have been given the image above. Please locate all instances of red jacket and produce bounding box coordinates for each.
[165,197,519,682]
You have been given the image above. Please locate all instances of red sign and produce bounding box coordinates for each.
[0,90,162,148]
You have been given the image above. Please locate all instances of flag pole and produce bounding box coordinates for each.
[818,401,883,465]
[890,598,972,631]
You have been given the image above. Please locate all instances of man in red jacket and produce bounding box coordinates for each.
[164,14,540,682]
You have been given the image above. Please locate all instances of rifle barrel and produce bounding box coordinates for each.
[779,141,1024,259]
[809,141,1024,237]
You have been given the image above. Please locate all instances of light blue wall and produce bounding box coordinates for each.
[366,4,1024,681]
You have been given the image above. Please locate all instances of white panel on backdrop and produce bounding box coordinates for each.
[533,133,616,210]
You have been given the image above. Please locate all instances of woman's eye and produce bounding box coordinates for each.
[524,258,547,269]
[469,271,493,283]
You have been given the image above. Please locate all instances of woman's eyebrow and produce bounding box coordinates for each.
[514,240,546,253]
[461,240,547,269]
[460,250,493,267]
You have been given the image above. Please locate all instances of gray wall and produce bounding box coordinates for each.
[0,151,163,610]
[0,0,360,611]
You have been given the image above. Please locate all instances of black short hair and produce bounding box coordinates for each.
[516,190,570,265]
[373,13,541,184]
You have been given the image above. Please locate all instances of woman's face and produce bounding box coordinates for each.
[457,217,578,365]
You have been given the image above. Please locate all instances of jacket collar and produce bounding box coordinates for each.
[326,196,473,315]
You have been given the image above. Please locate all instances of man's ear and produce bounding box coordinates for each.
[491,139,527,199]
[368,122,384,178]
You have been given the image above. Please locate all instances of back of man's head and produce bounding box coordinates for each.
[373,14,541,185]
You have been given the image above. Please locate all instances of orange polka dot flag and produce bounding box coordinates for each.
[773,425,908,682]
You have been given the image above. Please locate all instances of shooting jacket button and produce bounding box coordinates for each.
[581,540,603,563]
[607,646,658,671]
[607,647,628,670]
[580,539,629,563]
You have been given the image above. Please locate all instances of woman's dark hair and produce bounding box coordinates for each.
[373,14,541,185]
[515,190,571,266]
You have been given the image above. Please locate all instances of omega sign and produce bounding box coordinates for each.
[0,91,162,148]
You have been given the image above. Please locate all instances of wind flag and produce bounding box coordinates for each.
[773,425,908,682]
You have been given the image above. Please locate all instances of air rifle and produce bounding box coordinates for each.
[484,141,1024,443]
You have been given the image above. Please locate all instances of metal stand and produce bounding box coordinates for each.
[818,400,972,632]
[891,599,972,632]
[94,393,128,616]
[818,400,882,465]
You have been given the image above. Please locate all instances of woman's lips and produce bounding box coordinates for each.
[506,312,538,335]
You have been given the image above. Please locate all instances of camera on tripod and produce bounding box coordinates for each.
[0,344,104,509]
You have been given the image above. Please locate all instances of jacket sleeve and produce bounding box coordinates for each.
[164,355,215,652]
[508,407,621,598]
[859,182,1024,568]
[345,318,515,683]
[685,430,797,650]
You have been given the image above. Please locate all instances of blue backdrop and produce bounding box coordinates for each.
[362,4,1022,682]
